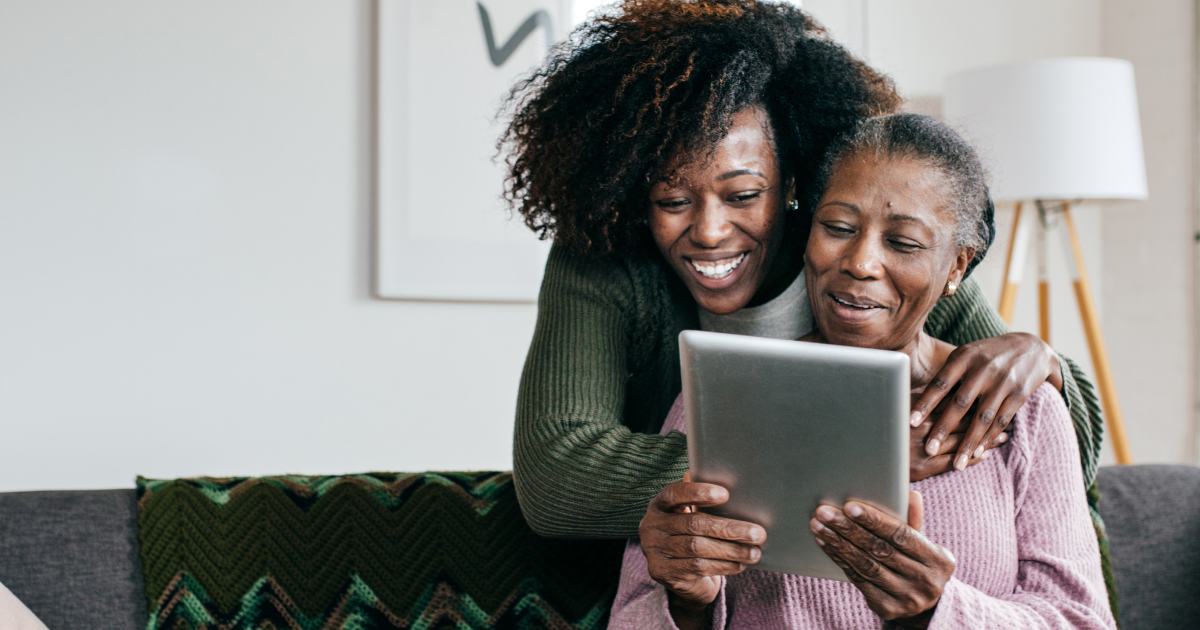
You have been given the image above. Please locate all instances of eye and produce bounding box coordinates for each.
[821,221,854,237]
[888,238,923,252]
[653,198,690,213]
[728,190,764,205]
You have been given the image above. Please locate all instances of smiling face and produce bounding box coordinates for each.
[648,107,794,315]
[805,153,974,352]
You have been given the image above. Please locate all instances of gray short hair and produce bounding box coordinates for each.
[813,113,995,278]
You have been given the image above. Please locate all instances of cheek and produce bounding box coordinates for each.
[804,232,840,275]
[648,212,685,253]
[890,257,943,305]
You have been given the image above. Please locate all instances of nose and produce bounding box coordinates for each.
[689,197,734,248]
[842,234,884,280]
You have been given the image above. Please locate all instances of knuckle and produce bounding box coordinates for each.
[867,537,893,559]
[849,552,878,576]
[890,524,911,547]
[929,377,951,391]
[952,392,973,408]
[683,536,703,557]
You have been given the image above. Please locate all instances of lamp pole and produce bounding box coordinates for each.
[996,201,1134,464]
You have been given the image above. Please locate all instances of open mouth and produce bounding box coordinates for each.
[830,294,884,311]
[690,253,747,280]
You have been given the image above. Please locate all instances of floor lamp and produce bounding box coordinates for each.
[945,58,1148,464]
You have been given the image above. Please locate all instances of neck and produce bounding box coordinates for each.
[746,239,804,308]
[798,329,953,389]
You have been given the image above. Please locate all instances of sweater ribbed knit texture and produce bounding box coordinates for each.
[610,385,1116,630]
[514,245,1105,540]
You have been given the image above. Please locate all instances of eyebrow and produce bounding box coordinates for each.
[818,201,860,212]
[888,213,930,227]
[717,168,767,181]
[818,202,933,228]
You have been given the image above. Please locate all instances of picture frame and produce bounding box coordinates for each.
[375,0,569,301]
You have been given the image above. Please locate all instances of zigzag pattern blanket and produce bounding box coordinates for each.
[136,472,624,630]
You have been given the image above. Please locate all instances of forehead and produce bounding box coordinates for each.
[655,108,778,183]
[822,153,952,220]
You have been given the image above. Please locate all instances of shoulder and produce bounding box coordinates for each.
[1007,382,1079,469]
[661,394,687,435]
[541,243,637,305]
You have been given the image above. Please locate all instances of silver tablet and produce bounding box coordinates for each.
[679,330,910,581]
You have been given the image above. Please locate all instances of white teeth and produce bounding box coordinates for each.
[833,295,877,310]
[691,254,746,279]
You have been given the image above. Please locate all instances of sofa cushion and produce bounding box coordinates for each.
[0,489,147,630]
[1098,464,1200,630]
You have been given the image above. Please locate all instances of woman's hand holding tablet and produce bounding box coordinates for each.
[639,473,766,629]
[810,492,956,629]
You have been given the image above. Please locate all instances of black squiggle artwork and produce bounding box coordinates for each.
[477,2,552,67]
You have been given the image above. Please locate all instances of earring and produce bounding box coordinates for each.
[942,280,958,297]
[788,199,799,212]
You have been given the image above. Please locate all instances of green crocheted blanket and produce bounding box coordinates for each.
[135,472,624,630]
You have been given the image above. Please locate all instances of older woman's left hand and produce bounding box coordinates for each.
[810,492,955,629]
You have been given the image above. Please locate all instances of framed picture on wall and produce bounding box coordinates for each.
[376,0,570,301]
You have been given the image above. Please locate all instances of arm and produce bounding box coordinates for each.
[922,386,1116,629]
[922,277,1104,488]
[514,245,688,538]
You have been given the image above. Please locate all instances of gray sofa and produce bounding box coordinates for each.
[0,465,1197,630]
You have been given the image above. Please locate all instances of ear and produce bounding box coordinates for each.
[945,248,975,294]
[785,176,796,204]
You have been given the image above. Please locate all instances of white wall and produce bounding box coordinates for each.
[0,1,538,491]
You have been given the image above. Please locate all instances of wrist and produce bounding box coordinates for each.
[667,591,711,630]
[1047,350,1064,391]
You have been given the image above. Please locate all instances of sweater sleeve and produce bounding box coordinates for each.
[925,385,1117,630]
[923,277,1104,488]
[513,245,689,539]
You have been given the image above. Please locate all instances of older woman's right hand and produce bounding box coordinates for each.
[639,476,766,624]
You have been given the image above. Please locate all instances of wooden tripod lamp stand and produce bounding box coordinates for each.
[945,58,1148,464]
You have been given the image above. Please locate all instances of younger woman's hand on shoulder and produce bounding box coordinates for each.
[639,473,765,629]
[908,414,1009,481]
[910,332,1059,475]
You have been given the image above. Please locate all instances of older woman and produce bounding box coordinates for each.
[612,114,1116,629]
[505,0,1105,545]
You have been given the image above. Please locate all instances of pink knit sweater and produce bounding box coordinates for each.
[609,384,1116,629]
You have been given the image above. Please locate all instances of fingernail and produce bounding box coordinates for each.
[750,548,761,562]
[955,454,967,471]
[997,433,1010,443]
[811,520,827,533]
[750,528,765,543]
[910,411,923,427]
[845,503,863,518]
[817,506,836,522]
[926,438,940,456]
[982,450,992,459]
[973,445,984,459]
[815,536,826,547]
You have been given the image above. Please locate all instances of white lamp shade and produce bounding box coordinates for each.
[944,57,1148,202]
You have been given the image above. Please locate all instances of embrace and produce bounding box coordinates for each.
[502,1,1116,628]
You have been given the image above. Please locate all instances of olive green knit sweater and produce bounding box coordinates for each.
[514,244,1105,540]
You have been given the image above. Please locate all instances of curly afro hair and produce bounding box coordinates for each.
[500,0,901,257]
